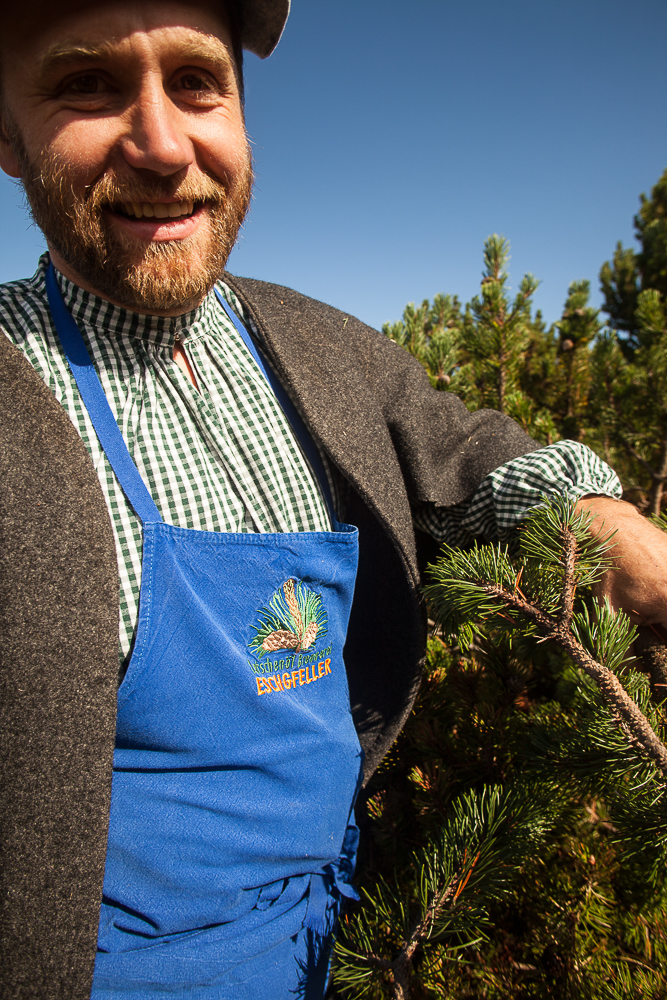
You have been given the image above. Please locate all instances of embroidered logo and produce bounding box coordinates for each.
[249,579,328,658]
[248,579,333,697]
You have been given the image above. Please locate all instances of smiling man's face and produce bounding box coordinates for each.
[0,0,252,314]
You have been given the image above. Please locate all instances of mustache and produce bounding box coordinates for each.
[85,171,230,211]
[11,122,254,310]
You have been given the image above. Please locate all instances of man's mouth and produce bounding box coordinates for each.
[113,200,196,220]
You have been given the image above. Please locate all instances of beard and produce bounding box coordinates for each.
[11,129,253,313]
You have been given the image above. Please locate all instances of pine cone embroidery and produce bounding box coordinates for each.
[300,621,319,649]
[250,579,328,659]
[261,630,300,652]
[283,579,304,635]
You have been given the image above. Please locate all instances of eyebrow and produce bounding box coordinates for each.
[38,41,116,74]
[37,33,235,77]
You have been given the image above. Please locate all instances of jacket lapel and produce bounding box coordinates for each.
[224,274,418,577]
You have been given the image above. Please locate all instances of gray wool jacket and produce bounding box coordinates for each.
[0,274,537,999]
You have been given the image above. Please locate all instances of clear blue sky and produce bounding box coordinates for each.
[1,0,666,330]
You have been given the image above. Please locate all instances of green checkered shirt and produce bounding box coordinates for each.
[1,256,621,664]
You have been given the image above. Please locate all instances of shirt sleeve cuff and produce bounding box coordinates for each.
[412,440,622,545]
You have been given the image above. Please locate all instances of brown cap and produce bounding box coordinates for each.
[238,0,290,58]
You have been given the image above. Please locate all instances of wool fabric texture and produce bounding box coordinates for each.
[1,274,537,999]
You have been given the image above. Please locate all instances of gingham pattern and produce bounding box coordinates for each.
[412,439,622,545]
[1,257,621,664]
[0,257,333,663]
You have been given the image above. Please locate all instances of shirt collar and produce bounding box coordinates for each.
[39,255,222,351]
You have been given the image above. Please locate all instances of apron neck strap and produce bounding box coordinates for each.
[44,262,163,525]
[44,262,335,527]
[215,289,336,522]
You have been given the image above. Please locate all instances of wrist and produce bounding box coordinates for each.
[576,495,637,515]
[575,495,643,540]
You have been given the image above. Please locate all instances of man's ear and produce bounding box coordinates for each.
[0,116,21,178]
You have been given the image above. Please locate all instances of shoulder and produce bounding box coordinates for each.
[222,273,426,376]
[223,274,377,337]
[222,274,350,317]
[0,258,53,350]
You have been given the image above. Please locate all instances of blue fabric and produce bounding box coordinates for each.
[44,263,162,525]
[101,522,362,930]
[215,288,336,520]
[46,267,363,999]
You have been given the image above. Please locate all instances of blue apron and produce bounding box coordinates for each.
[45,265,364,1000]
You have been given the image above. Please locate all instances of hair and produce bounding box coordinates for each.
[224,0,245,104]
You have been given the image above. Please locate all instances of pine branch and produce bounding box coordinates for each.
[559,524,578,628]
[334,861,471,1000]
[481,579,667,776]
[426,498,667,779]
[390,857,472,999]
[487,504,667,776]
[334,782,559,999]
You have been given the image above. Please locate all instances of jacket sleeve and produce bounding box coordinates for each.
[223,274,540,532]
[338,311,540,509]
[413,439,623,544]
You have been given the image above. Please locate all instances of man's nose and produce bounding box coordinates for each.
[120,81,194,176]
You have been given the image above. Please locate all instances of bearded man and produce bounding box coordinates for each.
[1,2,667,998]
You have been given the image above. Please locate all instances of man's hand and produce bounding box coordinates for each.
[576,496,667,631]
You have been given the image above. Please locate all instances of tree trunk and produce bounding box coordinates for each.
[498,329,507,414]
[391,959,410,1000]
[649,431,667,516]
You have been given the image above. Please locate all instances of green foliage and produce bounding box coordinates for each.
[569,601,637,677]
[334,783,561,999]
[332,500,667,999]
[423,498,615,650]
[592,285,667,514]
[549,280,603,441]
[382,295,462,392]
[340,168,667,998]
[383,167,667,511]
[518,496,613,581]
[636,171,667,313]
[600,243,641,343]
[460,235,538,416]
[600,167,667,348]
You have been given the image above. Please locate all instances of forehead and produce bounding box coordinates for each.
[0,0,233,68]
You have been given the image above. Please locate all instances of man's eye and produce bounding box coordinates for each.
[63,74,107,96]
[173,70,223,102]
[179,73,213,92]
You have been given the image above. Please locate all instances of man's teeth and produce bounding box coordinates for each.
[121,201,195,219]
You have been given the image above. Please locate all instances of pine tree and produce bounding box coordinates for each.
[457,235,538,417]
[600,168,667,350]
[331,500,667,999]
[592,288,667,514]
[383,294,463,392]
[384,236,559,446]
[590,169,667,512]
[550,280,603,442]
[599,244,640,347]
